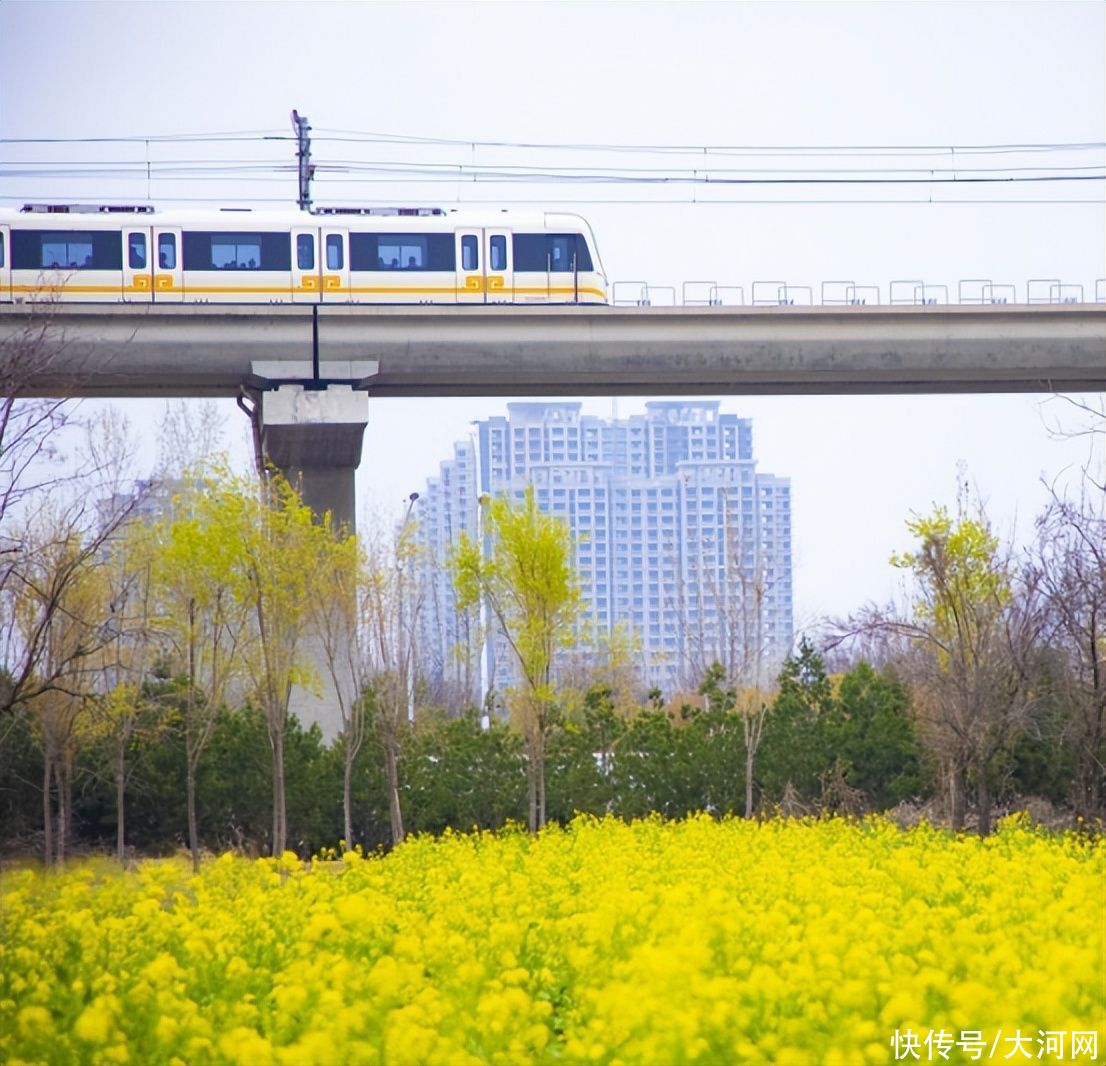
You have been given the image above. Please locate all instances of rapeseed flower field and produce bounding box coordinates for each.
[1,815,1101,1065]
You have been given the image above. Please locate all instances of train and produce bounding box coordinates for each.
[0,204,608,305]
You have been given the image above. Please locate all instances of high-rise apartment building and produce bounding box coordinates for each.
[413,401,792,702]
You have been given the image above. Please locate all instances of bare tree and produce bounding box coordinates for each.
[154,399,225,481]
[1,431,145,724]
[12,508,116,864]
[680,494,777,818]
[0,308,78,546]
[359,504,425,847]
[307,530,369,849]
[95,517,163,865]
[1029,488,1106,816]
[1038,394,1104,493]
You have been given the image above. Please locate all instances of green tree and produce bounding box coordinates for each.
[758,640,833,807]
[402,707,526,835]
[887,496,1042,834]
[830,662,923,809]
[546,684,624,822]
[451,486,581,831]
[227,469,337,857]
[149,467,254,870]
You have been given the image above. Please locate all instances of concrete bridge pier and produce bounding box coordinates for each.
[256,383,368,534]
[244,364,376,743]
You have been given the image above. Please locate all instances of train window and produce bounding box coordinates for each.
[158,234,176,270]
[10,230,122,270]
[512,233,593,273]
[326,234,344,270]
[0,237,4,268]
[548,236,574,272]
[380,238,421,269]
[349,233,454,271]
[512,235,545,271]
[128,233,147,269]
[489,235,507,272]
[297,234,315,270]
[573,235,593,272]
[42,236,93,269]
[182,232,290,271]
[212,235,260,270]
[461,235,478,271]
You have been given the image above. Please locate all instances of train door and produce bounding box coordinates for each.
[291,226,321,303]
[122,226,153,302]
[320,228,350,303]
[485,229,513,304]
[0,224,9,302]
[547,234,581,304]
[152,227,183,302]
[456,230,484,303]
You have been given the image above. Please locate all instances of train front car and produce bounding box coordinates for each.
[334,207,608,305]
[0,205,609,306]
[497,211,608,305]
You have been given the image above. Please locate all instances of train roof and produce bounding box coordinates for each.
[0,204,597,232]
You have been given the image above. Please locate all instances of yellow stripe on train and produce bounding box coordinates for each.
[9,283,608,300]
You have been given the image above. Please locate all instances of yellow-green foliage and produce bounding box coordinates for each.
[1,816,1101,1065]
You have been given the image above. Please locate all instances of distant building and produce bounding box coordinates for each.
[413,401,792,704]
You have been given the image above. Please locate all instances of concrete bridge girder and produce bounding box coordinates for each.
[4,303,1104,399]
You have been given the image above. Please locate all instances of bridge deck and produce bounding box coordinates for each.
[2,303,1103,397]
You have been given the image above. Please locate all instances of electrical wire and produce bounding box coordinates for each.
[1,128,1100,206]
[2,131,1102,157]
[3,164,1101,186]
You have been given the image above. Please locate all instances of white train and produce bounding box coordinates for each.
[0,204,608,305]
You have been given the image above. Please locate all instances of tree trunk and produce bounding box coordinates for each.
[57,748,71,865]
[271,724,287,856]
[42,755,53,867]
[1076,742,1103,819]
[343,744,354,851]
[524,720,540,833]
[948,762,967,831]
[537,730,547,830]
[527,757,538,834]
[744,743,756,819]
[976,769,993,837]
[186,756,201,873]
[384,730,404,847]
[115,735,127,864]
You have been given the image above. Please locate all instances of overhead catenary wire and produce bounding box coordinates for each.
[2,130,1102,156]
[3,164,1103,185]
[1,126,1101,207]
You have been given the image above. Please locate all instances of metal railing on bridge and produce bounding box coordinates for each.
[609,278,1106,308]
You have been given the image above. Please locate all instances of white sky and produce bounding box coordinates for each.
[1,0,1103,630]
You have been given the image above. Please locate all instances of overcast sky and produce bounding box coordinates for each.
[1,0,1103,630]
